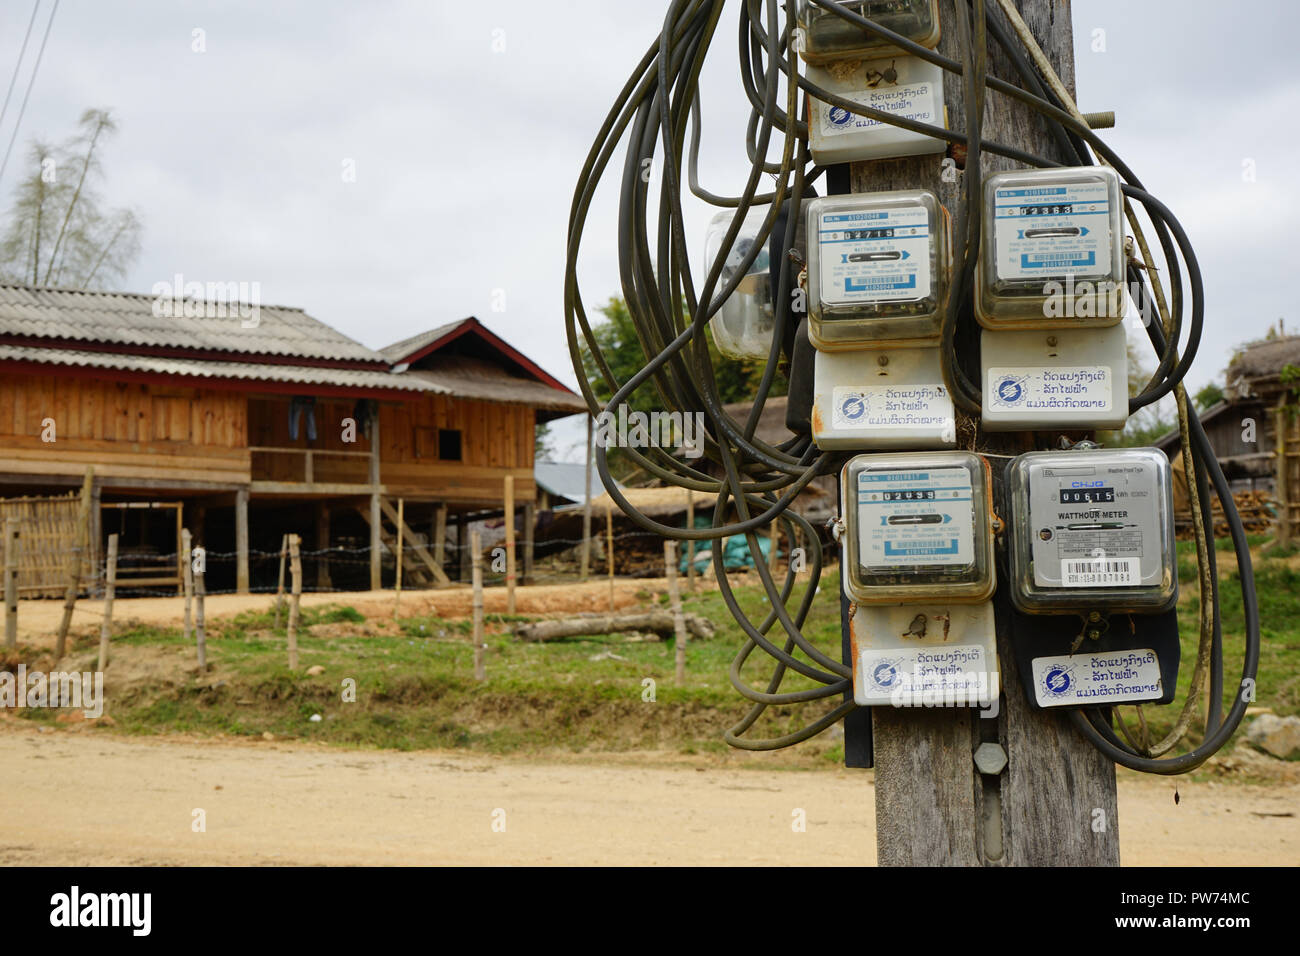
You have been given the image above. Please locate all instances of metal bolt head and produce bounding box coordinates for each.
[1046,335,1058,347]
[974,742,1008,776]
[877,354,889,367]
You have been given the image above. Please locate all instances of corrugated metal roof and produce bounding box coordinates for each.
[379,319,465,362]
[407,356,588,413]
[0,345,432,392]
[0,284,384,364]
[535,460,609,505]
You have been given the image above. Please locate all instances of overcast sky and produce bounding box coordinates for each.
[0,0,1293,460]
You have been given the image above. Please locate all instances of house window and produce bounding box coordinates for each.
[438,429,462,461]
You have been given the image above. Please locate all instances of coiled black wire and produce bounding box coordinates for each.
[564,0,1260,767]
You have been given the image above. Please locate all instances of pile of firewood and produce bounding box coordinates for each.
[1175,490,1274,539]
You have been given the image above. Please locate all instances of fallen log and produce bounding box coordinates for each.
[514,611,715,643]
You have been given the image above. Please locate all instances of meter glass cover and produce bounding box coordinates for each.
[807,190,948,350]
[976,166,1126,327]
[1008,447,1177,613]
[841,451,994,604]
[797,0,940,64]
[704,209,776,360]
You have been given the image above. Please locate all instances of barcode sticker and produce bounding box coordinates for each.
[1060,557,1139,587]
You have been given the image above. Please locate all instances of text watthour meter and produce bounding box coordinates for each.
[796,0,941,65]
[704,209,775,360]
[840,452,999,708]
[976,166,1130,432]
[808,190,956,450]
[1006,447,1181,709]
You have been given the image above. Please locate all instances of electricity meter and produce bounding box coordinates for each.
[806,55,946,165]
[976,166,1126,328]
[980,322,1129,432]
[1006,447,1177,614]
[840,451,995,605]
[796,0,941,66]
[704,208,775,360]
[806,190,949,350]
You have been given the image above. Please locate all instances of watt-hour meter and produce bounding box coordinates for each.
[840,451,995,605]
[806,190,949,351]
[704,208,775,360]
[1007,447,1177,614]
[976,166,1126,328]
[806,54,946,165]
[796,0,941,66]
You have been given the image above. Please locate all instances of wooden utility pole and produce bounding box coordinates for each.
[471,529,486,681]
[4,518,20,650]
[234,487,250,595]
[97,533,118,672]
[863,0,1119,866]
[503,475,516,613]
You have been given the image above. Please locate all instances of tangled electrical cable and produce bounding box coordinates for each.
[564,0,1260,774]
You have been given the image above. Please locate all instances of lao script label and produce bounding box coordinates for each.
[820,82,937,137]
[987,366,1112,412]
[831,384,954,434]
[1032,648,1163,707]
[858,645,993,707]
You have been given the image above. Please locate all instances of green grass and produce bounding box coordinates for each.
[27,541,1298,770]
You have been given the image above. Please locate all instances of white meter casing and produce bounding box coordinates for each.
[840,451,995,606]
[812,346,955,449]
[704,208,775,360]
[806,190,949,351]
[980,323,1129,432]
[976,166,1126,329]
[806,55,946,166]
[1007,447,1177,614]
[796,0,941,66]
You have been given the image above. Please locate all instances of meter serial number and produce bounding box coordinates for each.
[1058,487,1114,504]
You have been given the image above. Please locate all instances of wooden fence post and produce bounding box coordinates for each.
[287,533,302,670]
[55,467,94,659]
[471,529,486,681]
[686,490,696,592]
[665,541,686,684]
[394,498,404,619]
[274,534,288,628]
[581,415,593,581]
[4,518,19,649]
[182,529,194,644]
[195,550,207,671]
[97,533,118,672]
[504,475,516,614]
[606,504,615,611]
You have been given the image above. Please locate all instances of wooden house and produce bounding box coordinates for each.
[0,285,586,594]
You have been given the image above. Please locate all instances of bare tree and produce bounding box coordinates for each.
[0,108,142,289]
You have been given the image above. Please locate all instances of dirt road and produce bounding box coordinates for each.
[1,727,1295,865]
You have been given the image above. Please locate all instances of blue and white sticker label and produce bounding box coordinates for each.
[857,466,973,568]
[1031,649,1163,707]
[993,180,1112,281]
[820,81,939,139]
[859,645,992,706]
[818,205,931,306]
[986,365,1112,412]
[831,384,954,436]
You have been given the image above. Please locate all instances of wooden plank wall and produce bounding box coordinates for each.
[247,394,536,502]
[0,375,249,483]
